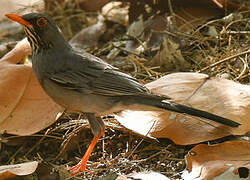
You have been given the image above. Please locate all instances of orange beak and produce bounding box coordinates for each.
[5,14,31,26]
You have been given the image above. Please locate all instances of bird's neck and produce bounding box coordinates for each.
[25,28,71,54]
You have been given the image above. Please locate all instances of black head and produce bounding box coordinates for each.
[6,13,68,51]
[22,13,59,35]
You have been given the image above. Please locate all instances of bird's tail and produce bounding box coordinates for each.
[131,96,240,127]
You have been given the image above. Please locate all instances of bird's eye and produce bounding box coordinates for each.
[36,17,47,27]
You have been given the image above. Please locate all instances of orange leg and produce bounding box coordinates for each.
[70,129,104,175]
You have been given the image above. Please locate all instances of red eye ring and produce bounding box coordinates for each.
[36,17,47,27]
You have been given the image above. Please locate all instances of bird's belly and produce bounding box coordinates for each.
[41,79,122,114]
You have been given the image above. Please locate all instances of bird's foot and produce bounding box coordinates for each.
[70,160,87,175]
[70,129,105,176]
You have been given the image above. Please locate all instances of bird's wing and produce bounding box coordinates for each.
[48,52,149,96]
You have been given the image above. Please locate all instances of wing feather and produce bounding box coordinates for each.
[48,52,148,96]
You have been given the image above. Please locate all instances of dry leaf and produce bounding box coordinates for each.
[0,38,64,135]
[126,171,170,180]
[78,0,111,12]
[115,171,170,180]
[182,141,250,180]
[123,0,248,54]
[116,73,250,145]
[125,15,144,52]
[69,15,107,49]
[102,2,129,25]
[0,161,38,179]
[0,0,44,20]
[127,0,248,30]
[149,38,191,71]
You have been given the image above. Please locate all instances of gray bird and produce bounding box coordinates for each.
[6,13,240,175]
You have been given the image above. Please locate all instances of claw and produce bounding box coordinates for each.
[70,160,86,175]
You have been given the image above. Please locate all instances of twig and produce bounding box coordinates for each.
[234,55,249,80]
[130,148,183,163]
[127,120,156,159]
[129,56,160,77]
[193,19,222,35]
[183,76,209,103]
[24,128,51,157]
[7,146,24,164]
[227,31,250,34]
[4,134,62,141]
[56,114,84,159]
[198,49,250,72]
[125,34,147,51]
[168,0,174,16]
[112,44,140,57]
[225,18,249,30]
[212,0,223,8]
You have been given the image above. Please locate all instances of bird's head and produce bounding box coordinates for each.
[6,13,67,51]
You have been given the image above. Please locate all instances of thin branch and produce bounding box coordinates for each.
[198,49,250,72]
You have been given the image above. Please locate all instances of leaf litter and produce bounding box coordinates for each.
[0,0,249,179]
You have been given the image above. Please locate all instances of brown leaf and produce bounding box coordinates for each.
[78,0,111,12]
[116,73,249,145]
[0,161,38,179]
[148,38,191,71]
[183,141,250,180]
[69,16,107,49]
[0,38,64,135]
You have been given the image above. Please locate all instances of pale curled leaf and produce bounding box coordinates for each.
[0,38,64,135]
[116,171,170,180]
[0,0,44,21]
[0,161,38,177]
[116,73,250,145]
[127,171,170,180]
[1,38,31,64]
[102,2,129,25]
[182,141,250,180]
